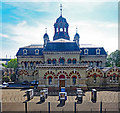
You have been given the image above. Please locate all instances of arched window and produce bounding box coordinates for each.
[35,49,39,55]
[59,58,65,65]
[72,76,77,85]
[64,28,66,32]
[84,61,88,65]
[48,76,53,85]
[52,59,56,64]
[90,61,93,66]
[24,62,27,68]
[23,49,27,55]
[30,62,33,68]
[117,76,119,82]
[73,59,77,64]
[47,59,51,64]
[110,76,112,83]
[93,74,96,83]
[96,61,99,67]
[60,28,63,32]
[67,59,71,64]
[57,28,58,32]
[113,74,116,83]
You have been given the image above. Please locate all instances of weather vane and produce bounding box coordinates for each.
[45,28,47,33]
[60,4,62,16]
[76,27,78,33]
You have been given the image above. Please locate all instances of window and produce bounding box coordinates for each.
[84,49,88,55]
[110,76,112,83]
[56,28,58,32]
[64,28,66,32]
[73,59,77,64]
[96,49,100,55]
[84,61,88,65]
[23,49,27,55]
[90,61,93,66]
[47,59,51,64]
[67,59,71,64]
[60,28,63,32]
[113,75,115,83]
[59,58,65,64]
[53,59,56,64]
[96,61,99,67]
[24,62,27,68]
[93,74,96,83]
[48,76,52,85]
[35,49,39,55]
[116,76,119,82]
[72,76,76,85]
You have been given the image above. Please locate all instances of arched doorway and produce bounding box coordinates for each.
[59,75,65,89]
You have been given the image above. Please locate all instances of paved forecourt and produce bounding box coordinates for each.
[1,89,120,112]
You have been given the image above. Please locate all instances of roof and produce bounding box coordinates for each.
[56,16,68,24]
[80,47,107,55]
[51,38,73,42]
[16,47,43,56]
[43,33,49,39]
[16,43,107,56]
[23,44,43,48]
[43,42,80,52]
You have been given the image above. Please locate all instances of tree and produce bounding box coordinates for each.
[2,76,10,82]
[2,58,18,69]
[10,72,16,82]
[106,50,120,67]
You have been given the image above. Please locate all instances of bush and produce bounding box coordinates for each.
[2,76,10,83]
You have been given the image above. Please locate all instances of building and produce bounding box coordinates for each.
[16,5,120,90]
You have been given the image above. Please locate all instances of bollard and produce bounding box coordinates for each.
[100,101,102,113]
[74,102,76,113]
[48,102,50,113]
[91,108,92,113]
[24,102,27,113]
[104,108,106,113]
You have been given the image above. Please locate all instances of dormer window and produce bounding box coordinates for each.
[96,49,100,55]
[84,49,88,55]
[23,49,27,55]
[35,49,39,55]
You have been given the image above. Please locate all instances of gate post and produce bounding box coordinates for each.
[74,102,76,113]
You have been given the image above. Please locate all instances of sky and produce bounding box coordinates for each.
[0,0,118,58]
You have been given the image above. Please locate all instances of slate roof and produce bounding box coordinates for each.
[16,43,107,56]
[80,47,107,56]
[16,47,43,56]
[43,42,80,52]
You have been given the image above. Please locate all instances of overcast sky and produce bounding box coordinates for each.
[0,1,118,58]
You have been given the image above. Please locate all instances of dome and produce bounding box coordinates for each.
[54,16,69,28]
[56,16,67,23]
[43,33,49,39]
[74,33,80,38]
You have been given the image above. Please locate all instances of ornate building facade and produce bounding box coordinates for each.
[16,6,120,89]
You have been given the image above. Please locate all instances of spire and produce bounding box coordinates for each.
[60,4,62,16]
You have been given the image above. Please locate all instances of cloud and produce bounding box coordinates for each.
[0,33,9,38]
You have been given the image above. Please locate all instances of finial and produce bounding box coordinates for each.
[60,4,62,16]
[45,28,47,33]
[76,27,78,33]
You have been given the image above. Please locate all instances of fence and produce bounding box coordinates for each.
[2,101,120,113]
